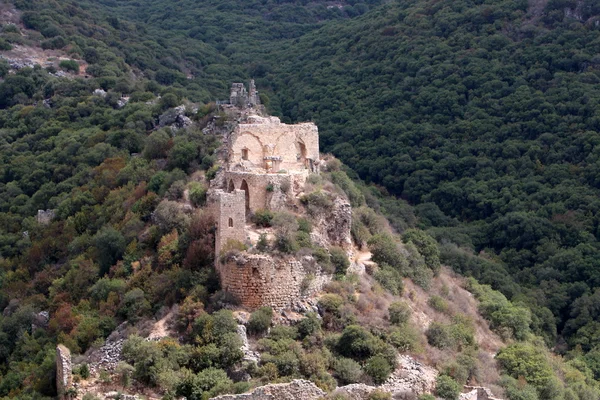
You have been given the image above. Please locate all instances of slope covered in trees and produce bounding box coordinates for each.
[2,0,600,398]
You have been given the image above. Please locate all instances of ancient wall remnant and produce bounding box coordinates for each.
[214,189,247,257]
[56,344,72,399]
[229,80,260,108]
[210,379,325,400]
[37,209,56,225]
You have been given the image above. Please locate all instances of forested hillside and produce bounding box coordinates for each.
[2,0,600,398]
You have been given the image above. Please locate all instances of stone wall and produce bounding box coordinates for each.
[228,115,319,174]
[210,379,325,400]
[219,254,322,310]
[56,344,72,399]
[224,170,307,213]
[215,189,247,257]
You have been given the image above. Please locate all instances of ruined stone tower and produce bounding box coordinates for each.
[210,92,324,310]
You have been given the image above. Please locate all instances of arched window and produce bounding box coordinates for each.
[228,180,235,192]
[228,217,234,227]
[242,148,249,160]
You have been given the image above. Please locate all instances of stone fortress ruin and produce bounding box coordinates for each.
[210,81,344,310]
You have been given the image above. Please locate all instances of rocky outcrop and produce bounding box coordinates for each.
[460,386,503,400]
[210,379,325,400]
[56,345,72,399]
[332,355,438,399]
[37,209,56,225]
[158,105,193,130]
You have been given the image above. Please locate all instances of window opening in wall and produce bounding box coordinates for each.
[242,148,249,160]
[252,267,259,278]
[298,142,307,168]
[228,217,234,227]
[228,180,235,192]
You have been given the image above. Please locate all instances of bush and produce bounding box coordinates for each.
[374,263,404,295]
[252,209,274,227]
[428,295,449,313]
[59,59,80,73]
[403,229,440,275]
[364,355,393,384]
[188,182,207,207]
[337,325,377,361]
[330,246,350,275]
[368,234,407,273]
[368,390,392,400]
[297,312,321,338]
[248,307,273,335]
[334,357,363,384]
[297,217,312,233]
[388,324,421,352]
[435,374,461,400]
[388,301,411,325]
[496,343,554,388]
[256,233,270,252]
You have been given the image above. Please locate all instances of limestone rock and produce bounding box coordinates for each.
[158,105,193,130]
[210,379,325,400]
[326,197,352,248]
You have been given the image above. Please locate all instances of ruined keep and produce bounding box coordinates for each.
[211,83,326,310]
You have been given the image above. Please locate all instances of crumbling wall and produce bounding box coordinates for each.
[219,254,325,310]
[224,171,306,213]
[228,116,319,174]
[56,344,72,399]
[211,379,325,400]
[215,189,247,257]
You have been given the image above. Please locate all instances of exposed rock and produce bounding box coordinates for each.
[86,322,128,373]
[32,311,49,331]
[117,96,130,108]
[158,105,193,130]
[237,324,260,363]
[93,89,108,97]
[327,197,352,248]
[210,379,325,400]
[56,345,72,399]
[460,386,503,400]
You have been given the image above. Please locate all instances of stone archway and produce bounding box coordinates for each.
[240,179,250,215]
[228,180,235,193]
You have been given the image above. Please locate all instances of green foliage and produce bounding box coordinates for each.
[426,316,475,350]
[428,295,449,314]
[435,374,461,400]
[364,355,393,384]
[247,307,273,336]
[188,182,207,207]
[59,60,79,73]
[402,229,440,275]
[333,357,363,384]
[93,226,126,276]
[330,246,350,275]
[368,390,391,400]
[374,263,404,295]
[388,301,410,325]
[496,343,554,389]
[252,209,274,227]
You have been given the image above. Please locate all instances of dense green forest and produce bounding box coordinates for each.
[2,0,600,398]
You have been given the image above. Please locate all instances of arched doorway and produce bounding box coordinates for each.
[298,141,307,168]
[240,179,250,215]
[228,180,235,193]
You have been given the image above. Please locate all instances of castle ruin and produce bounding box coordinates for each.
[211,81,326,310]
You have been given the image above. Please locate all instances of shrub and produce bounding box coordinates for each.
[367,233,407,273]
[419,395,436,400]
[59,59,80,73]
[297,312,321,338]
[188,182,207,207]
[403,229,440,275]
[248,307,273,335]
[374,263,404,295]
[364,355,393,384]
[269,325,298,341]
[337,325,377,361]
[435,374,461,400]
[330,247,350,275]
[297,217,312,233]
[368,390,392,400]
[296,231,313,249]
[428,295,449,313]
[256,233,270,252]
[426,322,454,349]
[388,325,421,352]
[318,294,344,315]
[252,209,274,227]
[388,301,411,325]
[334,357,363,384]
[496,343,553,388]
[301,190,334,214]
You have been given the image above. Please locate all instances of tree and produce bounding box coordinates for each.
[94,226,126,275]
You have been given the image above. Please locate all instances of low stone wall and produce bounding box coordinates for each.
[210,379,325,400]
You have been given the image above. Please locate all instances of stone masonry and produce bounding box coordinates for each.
[211,86,324,310]
[56,344,72,399]
[214,189,247,257]
[210,379,325,400]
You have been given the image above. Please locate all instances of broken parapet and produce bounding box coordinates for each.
[37,209,56,225]
[460,386,503,400]
[56,344,72,399]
